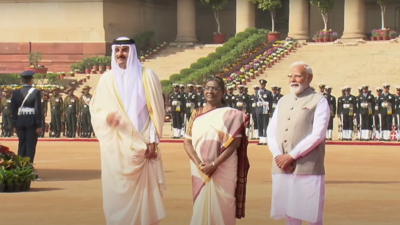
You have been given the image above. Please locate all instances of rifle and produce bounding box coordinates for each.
[62,120,66,137]
[77,113,83,137]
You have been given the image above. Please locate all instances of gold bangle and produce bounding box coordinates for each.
[212,162,215,167]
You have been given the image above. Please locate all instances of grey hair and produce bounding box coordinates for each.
[289,61,313,76]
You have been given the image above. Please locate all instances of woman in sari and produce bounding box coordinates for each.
[183,77,250,225]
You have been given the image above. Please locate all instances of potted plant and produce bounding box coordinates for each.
[26,51,48,75]
[200,0,229,44]
[377,0,389,38]
[309,0,334,33]
[389,30,397,39]
[249,0,282,42]
[0,166,5,192]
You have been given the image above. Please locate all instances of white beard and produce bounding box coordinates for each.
[290,82,308,95]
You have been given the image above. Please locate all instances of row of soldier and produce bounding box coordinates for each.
[0,85,93,138]
[168,81,400,143]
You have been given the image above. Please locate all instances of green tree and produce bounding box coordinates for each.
[200,0,229,34]
[377,0,387,30]
[249,0,282,33]
[309,0,335,31]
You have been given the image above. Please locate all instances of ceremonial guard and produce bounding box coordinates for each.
[50,87,63,137]
[234,85,250,134]
[378,84,395,141]
[374,87,383,140]
[10,71,42,165]
[318,83,325,95]
[179,84,186,137]
[340,87,357,140]
[394,86,400,141]
[270,85,281,117]
[64,86,80,138]
[224,86,235,108]
[184,84,197,122]
[80,85,93,138]
[1,87,13,137]
[170,83,184,138]
[255,79,272,145]
[337,87,346,140]
[324,86,336,140]
[356,85,375,141]
[249,85,259,140]
[355,86,363,140]
[39,87,48,138]
[196,85,205,108]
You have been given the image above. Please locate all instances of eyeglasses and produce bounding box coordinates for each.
[204,86,221,91]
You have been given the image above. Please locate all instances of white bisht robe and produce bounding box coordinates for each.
[89,68,167,225]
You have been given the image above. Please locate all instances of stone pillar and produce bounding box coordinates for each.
[287,0,309,41]
[174,0,197,43]
[341,0,366,39]
[236,0,255,33]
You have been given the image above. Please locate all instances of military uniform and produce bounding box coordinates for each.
[196,85,206,108]
[357,86,375,141]
[337,87,346,140]
[394,86,400,141]
[170,84,184,138]
[249,85,259,140]
[0,88,13,137]
[179,84,187,137]
[378,84,395,141]
[374,87,383,140]
[255,79,272,145]
[50,88,64,137]
[64,86,80,138]
[11,71,42,164]
[39,89,48,138]
[270,85,281,117]
[323,86,336,140]
[340,87,357,140]
[80,85,93,138]
[224,87,236,108]
[355,87,363,140]
[184,84,197,122]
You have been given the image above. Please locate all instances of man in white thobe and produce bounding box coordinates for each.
[267,61,330,225]
[90,37,167,225]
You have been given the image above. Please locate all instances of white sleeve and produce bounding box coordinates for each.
[266,104,283,159]
[289,97,330,160]
[149,120,159,144]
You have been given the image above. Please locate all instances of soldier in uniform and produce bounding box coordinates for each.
[179,84,186,137]
[318,83,325,95]
[0,87,13,137]
[255,79,272,145]
[357,85,375,141]
[80,85,93,138]
[184,84,197,122]
[224,86,235,108]
[64,86,80,138]
[337,87,346,140]
[50,87,63,137]
[394,86,400,141]
[10,71,42,167]
[324,86,336,140]
[277,87,283,98]
[234,85,250,135]
[170,83,184,138]
[39,87,48,138]
[374,87,383,140]
[378,84,395,141]
[249,85,259,140]
[355,86,363,140]
[270,85,281,117]
[196,85,205,108]
[340,86,357,140]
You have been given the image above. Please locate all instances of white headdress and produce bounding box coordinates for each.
[111,37,146,130]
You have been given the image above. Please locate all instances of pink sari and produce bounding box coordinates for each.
[185,107,250,225]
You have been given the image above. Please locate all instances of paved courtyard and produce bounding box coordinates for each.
[0,142,399,225]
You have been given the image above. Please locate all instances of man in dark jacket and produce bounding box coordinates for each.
[11,70,42,165]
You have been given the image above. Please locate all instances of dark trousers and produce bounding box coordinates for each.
[360,114,372,130]
[172,111,182,129]
[17,125,38,163]
[342,114,353,130]
[328,117,334,129]
[82,109,92,134]
[381,114,392,131]
[40,114,46,137]
[186,113,191,122]
[51,108,62,136]
[250,112,257,129]
[256,111,269,137]
[2,111,12,136]
[66,109,77,137]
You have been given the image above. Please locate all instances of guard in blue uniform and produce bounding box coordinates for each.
[255,79,272,145]
[11,70,42,164]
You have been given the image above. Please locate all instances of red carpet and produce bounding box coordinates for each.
[0,138,399,146]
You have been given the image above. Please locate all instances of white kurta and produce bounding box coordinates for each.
[267,97,330,223]
[90,69,166,225]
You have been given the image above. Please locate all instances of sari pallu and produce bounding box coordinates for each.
[185,107,250,225]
